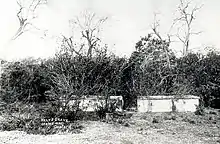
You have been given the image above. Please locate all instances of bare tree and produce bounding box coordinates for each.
[63,10,108,57]
[173,0,203,56]
[151,13,172,69]
[12,0,47,40]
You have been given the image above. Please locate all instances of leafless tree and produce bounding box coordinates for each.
[63,10,108,57]
[12,0,47,40]
[151,13,172,69]
[173,0,203,56]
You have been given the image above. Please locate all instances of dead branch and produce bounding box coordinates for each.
[72,11,108,57]
[151,13,171,69]
[12,0,47,40]
[62,35,82,57]
[173,0,203,56]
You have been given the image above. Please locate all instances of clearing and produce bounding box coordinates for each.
[0,111,220,144]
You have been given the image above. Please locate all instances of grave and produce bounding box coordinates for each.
[137,95,199,112]
[61,95,124,112]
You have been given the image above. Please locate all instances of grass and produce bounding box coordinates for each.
[0,108,220,144]
[129,109,220,143]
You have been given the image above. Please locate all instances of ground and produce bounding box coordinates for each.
[0,110,220,144]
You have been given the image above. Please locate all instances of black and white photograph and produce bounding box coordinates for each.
[0,0,220,143]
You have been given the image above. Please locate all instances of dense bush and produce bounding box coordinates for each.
[0,58,50,103]
[0,116,25,131]
[130,34,177,96]
[1,32,220,125]
[1,26,220,136]
[126,34,220,108]
[0,46,130,126]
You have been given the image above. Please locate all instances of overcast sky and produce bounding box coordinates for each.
[0,0,219,61]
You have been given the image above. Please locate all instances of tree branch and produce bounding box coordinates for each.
[12,0,47,40]
[62,35,82,57]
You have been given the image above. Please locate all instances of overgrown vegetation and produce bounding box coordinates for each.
[1,32,220,133]
[0,0,220,135]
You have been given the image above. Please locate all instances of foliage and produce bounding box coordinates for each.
[94,99,120,119]
[194,52,220,107]
[0,116,25,131]
[0,58,50,103]
[130,34,220,108]
[195,104,205,116]
[131,34,176,96]
[1,31,220,134]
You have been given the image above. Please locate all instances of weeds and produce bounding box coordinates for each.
[195,104,205,116]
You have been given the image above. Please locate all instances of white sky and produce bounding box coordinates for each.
[0,0,220,61]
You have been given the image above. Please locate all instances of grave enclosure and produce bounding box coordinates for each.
[137,95,200,112]
[62,95,199,113]
[61,95,124,112]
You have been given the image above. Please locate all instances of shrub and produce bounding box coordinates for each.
[182,116,196,124]
[195,104,205,116]
[0,109,83,135]
[0,59,50,104]
[95,105,108,119]
[0,117,25,131]
[163,114,177,121]
[152,116,162,123]
[94,99,119,120]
